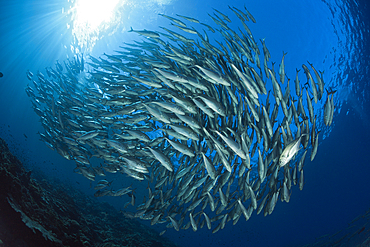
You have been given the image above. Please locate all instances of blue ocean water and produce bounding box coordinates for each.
[0,0,369,246]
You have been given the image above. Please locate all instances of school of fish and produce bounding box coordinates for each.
[25,6,335,233]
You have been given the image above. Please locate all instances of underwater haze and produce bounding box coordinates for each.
[0,0,370,246]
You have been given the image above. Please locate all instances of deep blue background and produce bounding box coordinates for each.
[0,0,369,246]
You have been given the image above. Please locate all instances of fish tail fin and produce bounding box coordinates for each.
[131,187,137,195]
[301,116,309,122]
[290,96,297,103]
[325,88,337,95]
[129,27,133,32]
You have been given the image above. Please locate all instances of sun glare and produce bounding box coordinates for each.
[70,0,122,54]
[75,0,120,30]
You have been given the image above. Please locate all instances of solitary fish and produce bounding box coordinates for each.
[176,14,200,23]
[279,52,287,84]
[147,147,174,172]
[279,134,307,167]
[128,27,160,38]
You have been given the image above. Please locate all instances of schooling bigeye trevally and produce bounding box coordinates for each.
[24,5,334,234]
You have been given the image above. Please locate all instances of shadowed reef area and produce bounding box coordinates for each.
[0,137,177,247]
